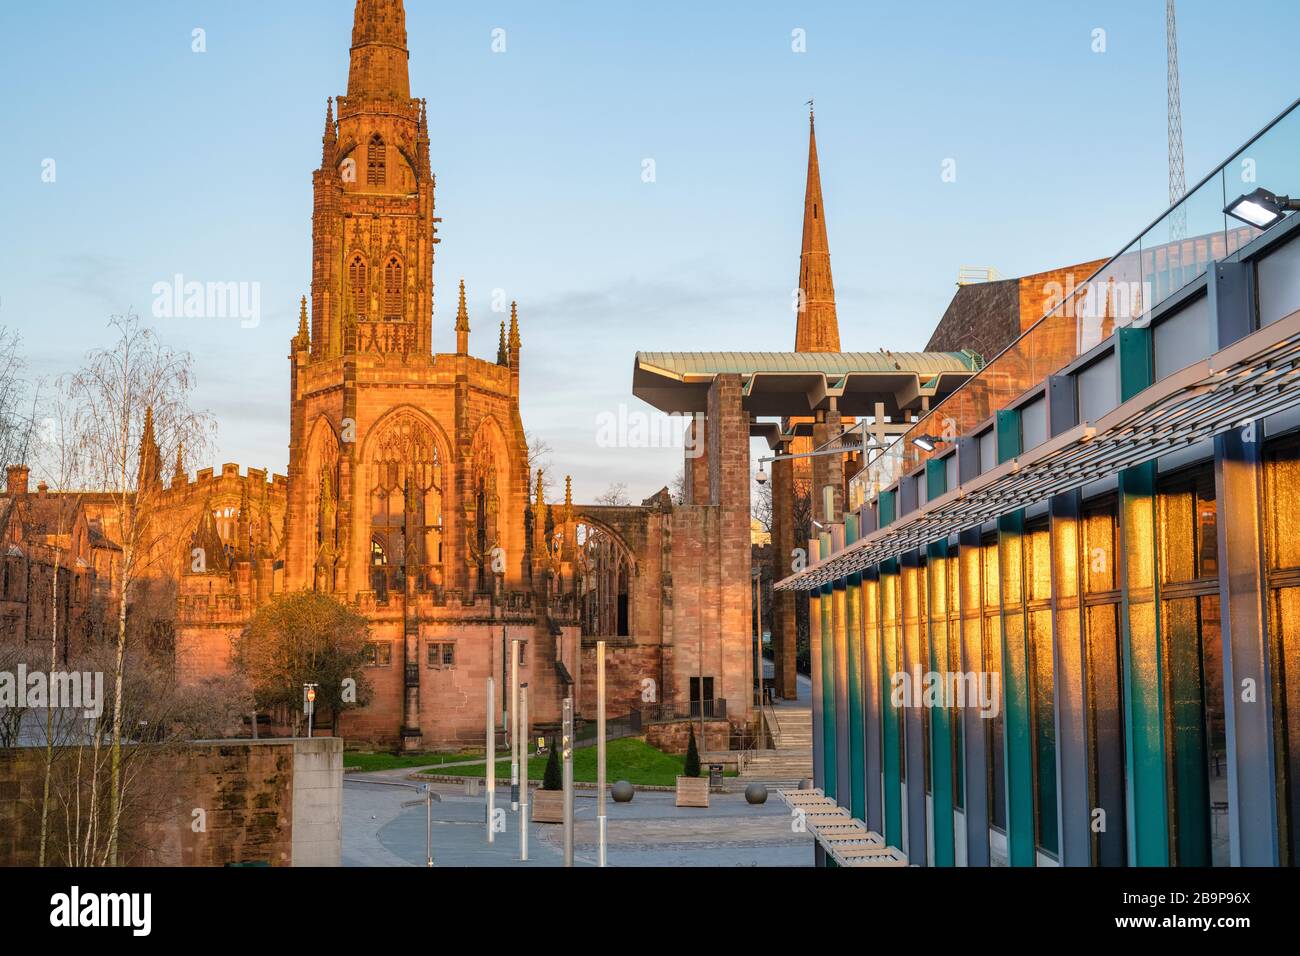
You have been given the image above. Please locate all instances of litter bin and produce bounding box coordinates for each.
[708,763,724,793]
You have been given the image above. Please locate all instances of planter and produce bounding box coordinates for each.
[531,789,565,823]
[675,775,710,808]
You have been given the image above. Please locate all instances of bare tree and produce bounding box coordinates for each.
[525,431,555,501]
[594,481,630,506]
[27,379,91,865]
[752,474,773,533]
[62,312,214,864]
[0,325,40,471]
[670,469,686,505]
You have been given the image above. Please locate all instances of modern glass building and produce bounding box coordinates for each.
[776,98,1300,867]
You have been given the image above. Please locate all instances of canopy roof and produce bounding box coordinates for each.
[632,350,981,417]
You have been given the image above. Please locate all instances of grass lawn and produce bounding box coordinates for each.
[344,750,506,772]
[420,737,737,787]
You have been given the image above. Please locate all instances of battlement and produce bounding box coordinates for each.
[165,462,289,498]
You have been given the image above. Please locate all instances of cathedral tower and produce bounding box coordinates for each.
[284,0,533,749]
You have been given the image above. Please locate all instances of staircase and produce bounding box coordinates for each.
[737,706,813,790]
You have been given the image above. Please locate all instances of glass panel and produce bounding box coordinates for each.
[1086,602,1126,865]
[852,102,1300,505]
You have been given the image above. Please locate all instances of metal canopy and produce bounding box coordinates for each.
[632,350,980,416]
[777,310,1300,591]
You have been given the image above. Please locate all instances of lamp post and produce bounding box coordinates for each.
[510,639,520,811]
[519,682,529,862]
[562,696,574,867]
[486,677,495,844]
[597,640,607,867]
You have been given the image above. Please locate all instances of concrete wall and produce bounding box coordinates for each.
[290,737,343,867]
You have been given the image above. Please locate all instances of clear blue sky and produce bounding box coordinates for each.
[1,0,1297,499]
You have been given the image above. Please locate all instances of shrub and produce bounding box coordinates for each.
[683,724,701,778]
[542,740,563,790]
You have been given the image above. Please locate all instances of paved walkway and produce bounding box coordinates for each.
[343,777,814,867]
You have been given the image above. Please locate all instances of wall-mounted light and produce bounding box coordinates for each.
[1224,187,1300,230]
[911,434,940,452]
[755,462,769,484]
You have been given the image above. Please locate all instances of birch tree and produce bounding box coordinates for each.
[62,312,214,864]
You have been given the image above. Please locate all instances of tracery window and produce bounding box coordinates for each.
[573,522,631,638]
[369,414,444,600]
[468,430,501,593]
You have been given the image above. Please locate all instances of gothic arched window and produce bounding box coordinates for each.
[369,414,444,597]
[383,256,403,320]
[367,133,386,186]
[349,254,367,318]
[574,522,632,638]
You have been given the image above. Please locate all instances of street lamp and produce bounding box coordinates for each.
[755,462,769,484]
[911,434,942,453]
[1224,187,1300,230]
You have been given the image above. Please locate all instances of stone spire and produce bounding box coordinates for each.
[294,295,311,351]
[497,321,508,366]
[173,443,185,484]
[417,98,431,178]
[137,406,163,493]
[508,301,521,357]
[794,106,841,353]
[347,0,410,101]
[321,97,337,169]
[455,279,470,354]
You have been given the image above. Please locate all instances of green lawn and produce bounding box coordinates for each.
[420,737,737,788]
[344,750,506,772]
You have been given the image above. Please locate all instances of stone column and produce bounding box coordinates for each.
[770,441,798,700]
[811,408,843,524]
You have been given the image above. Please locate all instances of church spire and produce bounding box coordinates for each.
[794,105,840,353]
[347,0,410,101]
[497,321,508,365]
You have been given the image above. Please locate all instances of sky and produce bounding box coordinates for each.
[1,0,1298,501]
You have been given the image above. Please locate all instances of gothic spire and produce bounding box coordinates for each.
[497,321,508,365]
[508,301,521,351]
[417,98,431,178]
[794,106,841,352]
[322,97,337,169]
[294,295,311,352]
[347,0,410,101]
[455,279,470,354]
[173,443,185,484]
[137,406,163,493]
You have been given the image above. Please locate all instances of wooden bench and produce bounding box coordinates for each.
[829,844,909,867]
